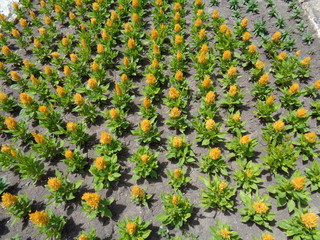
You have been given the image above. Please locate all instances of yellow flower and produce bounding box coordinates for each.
[173,169,181,179]
[92,2,99,11]
[301,212,319,229]
[288,82,299,94]
[44,16,52,25]
[258,74,269,85]
[170,107,181,118]
[47,177,62,191]
[33,38,41,48]
[172,195,179,205]
[155,0,163,6]
[304,132,316,143]
[70,53,78,62]
[128,38,135,49]
[20,93,32,105]
[174,12,181,21]
[174,2,181,11]
[172,137,183,148]
[142,98,151,108]
[23,60,31,68]
[291,176,306,190]
[94,157,106,170]
[219,228,231,239]
[1,192,18,208]
[126,222,137,235]
[82,192,101,209]
[61,37,68,46]
[141,119,151,132]
[205,119,215,131]
[140,154,150,163]
[200,44,209,54]
[227,66,237,77]
[56,86,65,97]
[97,44,104,53]
[152,58,159,68]
[10,71,20,81]
[74,93,84,105]
[51,52,60,59]
[132,13,139,23]
[219,24,227,33]
[31,132,45,144]
[245,170,253,178]
[252,202,269,214]
[313,79,320,90]
[146,73,156,84]
[229,85,237,97]
[175,70,183,81]
[205,91,216,105]
[233,113,241,121]
[248,44,256,54]
[175,35,183,45]
[66,122,76,132]
[69,12,76,20]
[78,235,88,240]
[64,150,74,159]
[271,31,281,42]
[38,105,49,114]
[29,211,49,227]
[101,30,108,40]
[0,92,8,103]
[91,61,99,71]
[241,17,248,27]
[153,43,160,55]
[197,9,204,16]
[242,31,251,41]
[202,77,211,89]
[151,29,158,40]
[255,60,265,70]
[54,4,62,13]
[40,0,46,7]
[295,50,301,56]
[277,52,287,61]
[273,120,284,131]
[115,83,123,95]
[11,29,20,38]
[301,57,311,66]
[240,135,250,144]
[209,148,221,160]
[132,0,139,8]
[223,50,232,60]
[131,185,144,198]
[176,51,183,60]
[169,87,180,99]
[109,108,118,119]
[195,0,202,6]
[100,132,112,144]
[44,65,52,75]
[198,52,206,64]
[174,24,182,32]
[212,9,219,19]
[296,108,307,118]
[12,2,19,9]
[262,233,275,240]
[87,78,98,89]
[76,0,83,6]
[195,18,202,28]
[266,95,274,105]
[227,28,232,36]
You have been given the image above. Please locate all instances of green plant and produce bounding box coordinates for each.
[303,32,314,45]
[227,134,258,163]
[275,15,285,29]
[200,147,228,175]
[210,220,240,240]
[192,118,226,145]
[130,185,153,207]
[268,6,277,18]
[167,168,191,190]
[95,131,124,156]
[62,147,87,173]
[0,176,9,194]
[131,119,160,143]
[253,20,267,37]
[81,192,114,220]
[293,132,319,161]
[246,0,259,13]
[166,136,195,166]
[104,108,130,136]
[117,216,151,240]
[155,191,193,228]
[305,160,320,192]
[77,227,96,240]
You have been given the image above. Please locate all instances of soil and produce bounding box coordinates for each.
[0,0,320,239]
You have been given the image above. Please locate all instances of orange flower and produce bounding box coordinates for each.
[301,57,311,66]
[296,108,307,118]
[131,185,144,198]
[273,120,284,131]
[229,85,237,97]
[146,73,156,84]
[174,2,181,11]
[44,16,52,25]
[19,93,32,105]
[202,77,211,88]
[31,132,45,144]
[195,18,202,28]
[132,13,139,23]
[258,74,269,85]
[175,35,183,45]
[54,4,62,13]
[91,61,99,71]
[277,52,287,61]
[227,66,237,77]
[212,10,219,19]
[242,32,251,41]
[173,169,181,179]
[301,212,319,229]
[47,177,62,191]
[248,44,256,54]
[205,119,215,130]
[2,46,11,56]
[132,0,139,8]
[126,222,137,235]
[140,119,151,132]
[70,53,78,62]
[81,193,100,209]
[10,71,20,81]
[200,44,208,54]
[219,228,231,239]
[313,79,320,90]
[115,83,123,95]
[169,87,180,99]
[288,83,299,95]
[174,24,182,32]
[241,17,248,27]
[205,91,215,105]
[174,12,181,21]
[291,176,306,190]
[39,105,49,114]
[61,37,68,46]
[252,202,269,214]
[92,2,100,11]
[240,135,250,144]
[64,150,74,159]
[128,38,135,49]
[172,137,183,148]
[11,29,20,38]
[255,60,265,70]
[233,113,241,121]
[29,211,49,227]
[1,192,18,208]
[171,194,179,205]
[271,31,281,42]
[94,157,106,170]
[153,43,160,55]
[0,92,8,103]
[100,132,112,144]
[140,154,150,163]
[304,132,317,143]
[266,95,274,105]
[222,50,232,60]
[56,86,65,97]
[219,24,227,33]
[87,78,98,89]
[175,70,183,81]
[151,29,158,40]
[152,58,159,68]
[209,148,221,160]
[198,52,206,64]
[97,44,104,53]
[170,107,181,118]
[142,98,151,108]
[74,93,84,105]
[66,122,76,132]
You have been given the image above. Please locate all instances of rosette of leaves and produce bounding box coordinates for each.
[62,147,87,173]
[262,139,298,173]
[44,170,83,207]
[234,160,264,193]
[167,168,191,190]
[200,147,228,176]
[192,118,226,146]
[166,136,195,166]
[130,185,152,207]
[279,83,302,110]
[36,105,63,133]
[226,134,258,163]
[77,226,96,240]
[81,192,114,220]
[65,121,90,146]
[268,170,311,213]
[210,220,240,240]
[253,95,281,121]
[166,107,189,132]
[3,117,31,142]
[278,208,320,240]
[31,132,63,159]
[117,216,151,240]
[219,85,244,112]
[239,191,275,230]
[305,160,320,192]
[1,192,31,225]
[128,145,159,180]
[89,155,121,191]
[199,175,236,211]
[95,131,124,156]
[225,111,246,135]
[293,132,319,161]
[105,107,130,136]
[261,119,288,145]
[138,97,158,120]
[131,118,160,143]
[285,107,310,133]
[155,191,193,228]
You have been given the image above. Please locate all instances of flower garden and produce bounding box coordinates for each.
[0,0,320,239]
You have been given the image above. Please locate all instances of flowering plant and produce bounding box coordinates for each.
[199,175,236,211]
[64,121,90,146]
[268,170,311,213]
[200,147,228,175]
[138,97,158,120]
[166,107,189,132]
[104,108,130,136]
[166,136,195,166]
[29,209,66,240]
[77,227,96,240]
[130,185,152,207]
[44,170,82,207]
[155,191,193,228]
[31,132,63,159]
[239,191,275,230]
[210,220,240,240]
[1,192,31,225]
[293,132,319,161]
[62,147,87,173]
[72,93,98,123]
[225,111,246,135]
[117,216,151,240]
[128,145,159,180]
[81,192,114,220]
[89,155,121,191]
[36,105,63,133]
[3,117,31,143]
[131,119,160,143]
[95,131,123,156]
[219,85,244,112]
[305,160,320,192]
[253,95,281,121]
[278,209,320,239]
[166,168,190,190]
[192,118,225,145]
[261,119,287,145]
[226,134,258,163]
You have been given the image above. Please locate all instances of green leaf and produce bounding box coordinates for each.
[288,199,295,213]
[155,213,168,223]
